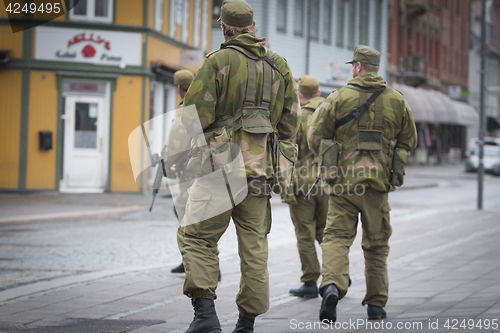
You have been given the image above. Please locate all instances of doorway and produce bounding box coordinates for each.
[60,95,109,192]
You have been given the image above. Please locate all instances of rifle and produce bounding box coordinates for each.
[304,176,320,200]
[149,146,167,212]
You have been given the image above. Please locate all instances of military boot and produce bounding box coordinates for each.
[289,282,318,298]
[232,313,254,333]
[319,284,339,323]
[367,305,386,320]
[185,298,221,333]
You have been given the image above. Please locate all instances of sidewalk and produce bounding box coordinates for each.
[0,163,465,224]
[1,164,499,332]
[0,207,499,332]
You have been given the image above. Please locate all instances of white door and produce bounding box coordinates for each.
[61,95,107,192]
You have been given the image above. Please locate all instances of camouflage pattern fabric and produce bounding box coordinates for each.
[290,96,325,195]
[182,33,300,179]
[307,73,417,194]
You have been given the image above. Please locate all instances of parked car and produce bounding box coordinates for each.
[465,144,500,175]
[466,137,500,150]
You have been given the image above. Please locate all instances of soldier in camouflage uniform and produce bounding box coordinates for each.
[286,75,328,299]
[168,69,195,274]
[307,45,417,322]
[177,1,300,332]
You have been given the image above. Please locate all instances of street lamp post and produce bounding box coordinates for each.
[478,0,487,210]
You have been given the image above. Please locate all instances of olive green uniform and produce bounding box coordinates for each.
[307,72,417,307]
[177,33,299,318]
[288,96,328,283]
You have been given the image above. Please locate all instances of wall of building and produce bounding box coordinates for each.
[111,76,145,192]
[0,71,22,189]
[0,0,212,192]
[249,0,388,92]
[25,72,59,190]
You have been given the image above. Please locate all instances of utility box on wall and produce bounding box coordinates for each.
[39,131,53,151]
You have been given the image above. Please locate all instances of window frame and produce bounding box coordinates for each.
[155,0,164,32]
[69,0,114,23]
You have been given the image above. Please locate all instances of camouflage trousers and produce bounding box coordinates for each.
[289,192,329,283]
[174,177,219,258]
[320,186,392,308]
[177,178,272,319]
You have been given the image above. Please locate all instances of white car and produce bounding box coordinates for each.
[465,144,500,175]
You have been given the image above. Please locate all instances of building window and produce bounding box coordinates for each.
[359,0,369,45]
[323,0,332,44]
[375,0,382,50]
[336,0,345,47]
[310,0,320,40]
[295,0,305,37]
[70,0,113,23]
[277,0,287,33]
[347,0,356,49]
[155,0,163,32]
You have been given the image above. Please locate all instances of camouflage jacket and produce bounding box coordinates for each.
[291,96,325,195]
[307,73,417,194]
[163,107,195,185]
[182,33,300,179]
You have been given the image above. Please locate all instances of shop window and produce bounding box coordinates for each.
[70,0,113,23]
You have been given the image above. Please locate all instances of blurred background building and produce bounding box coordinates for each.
[0,0,212,193]
[469,0,500,139]
[212,0,389,99]
[1,0,496,193]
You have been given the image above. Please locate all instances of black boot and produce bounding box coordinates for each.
[319,284,339,323]
[171,262,184,273]
[289,282,318,298]
[232,313,255,333]
[185,298,221,333]
[367,305,386,320]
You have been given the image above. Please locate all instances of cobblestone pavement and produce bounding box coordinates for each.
[0,164,499,332]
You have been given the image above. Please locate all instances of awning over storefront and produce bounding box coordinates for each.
[488,116,500,131]
[392,83,479,126]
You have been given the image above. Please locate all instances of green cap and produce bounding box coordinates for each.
[174,69,194,85]
[298,75,319,94]
[218,0,254,27]
[346,45,381,66]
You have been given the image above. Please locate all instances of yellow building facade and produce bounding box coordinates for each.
[0,0,213,192]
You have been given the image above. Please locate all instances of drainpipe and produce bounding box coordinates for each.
[305,0,311,74]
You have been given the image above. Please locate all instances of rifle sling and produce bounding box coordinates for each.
[334,90,383,129]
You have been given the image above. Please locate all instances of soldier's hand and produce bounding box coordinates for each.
[166,166,177,179]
